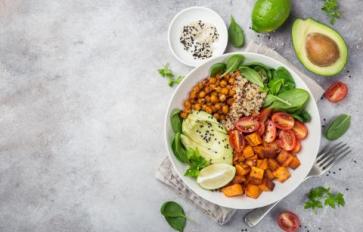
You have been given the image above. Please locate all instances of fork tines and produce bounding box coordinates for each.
[316,142,351,170]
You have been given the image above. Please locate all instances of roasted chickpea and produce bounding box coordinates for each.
[205,95,211,102]
[220,115,226,121]
[193,103,201,111]
[205,106,213,114]
[229,89,236,96]
[214,103,222,110]
[221,88,229,95]
[222,105,229,114]
[227,98,234,105]
[209,77,217,84]
[220,80,227,87]
[213,113,220,120]
[228,78,235,84]
[180,111,188,119]
[198,91,206,98]
[189,91,197,99]
[210,94,218,103]
[184,100,191,109]
[197,98,206,104]
[219,94,227,102]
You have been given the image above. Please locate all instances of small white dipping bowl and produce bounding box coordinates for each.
[164,52,321,209]
[168,6,228,67]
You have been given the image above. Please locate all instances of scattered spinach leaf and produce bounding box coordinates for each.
[209,63,226,76]
[158,63,184,87]
[160,201,186,232]
[228,16,245,48]
[239,66,264,87]
[324,114,351,140]
[304,186,345,213]
[222,54,245,76]
[322,0,341,25]
[170,109,183,133]
[184,148,208,178]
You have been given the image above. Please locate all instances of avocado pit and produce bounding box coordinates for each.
[305,33,340,67]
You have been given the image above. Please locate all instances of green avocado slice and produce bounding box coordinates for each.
[292,18,348,76]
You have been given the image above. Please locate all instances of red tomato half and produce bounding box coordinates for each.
[228,130,245,153]
[257,122,265,136]
[257,108,272,123]
[292,121,308,140]
[272,112,295,130]
[292,140,301,153]
[324,81,348,103]
[277,130,296,151]
[277,211,300,232]
[235,116,260,133]
[264,120,277,143]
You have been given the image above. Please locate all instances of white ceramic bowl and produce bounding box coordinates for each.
[164,52,321,209]
[168,6,228,67]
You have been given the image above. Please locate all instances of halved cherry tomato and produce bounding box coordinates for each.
[228,130,245,153]
[264,120,277,143]
[257,108,272,123]
[292,121,308,140]
[292,140,301,153]
[257,122,265,136]
[235,116,260,133]
[277,130,296,151]
[277,211,300,232]
[324,81,348,103]
[272,112,295,130]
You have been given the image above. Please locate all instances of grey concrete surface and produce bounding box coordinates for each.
[0,0,362,231]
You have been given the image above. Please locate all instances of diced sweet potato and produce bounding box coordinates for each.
[248,177,263,185]
[257,159,268,170]
[258,178,275,191]
[245,184,262,199]
[232,175,247,184]
[277,150,290,164]
[273,167,291,183]
[253,146,265,158]
[282,155,294,167]
[265,169,275,180]
[262,142,280,158]
[245,159,257,167]
[246,132,262,146]
[222,184,244,197]
[235,164,251,176]
[289,156,301,169]
[247,155,258,160]
[268,158,280,171]
[243,146,255,159]
[250,167,264,179]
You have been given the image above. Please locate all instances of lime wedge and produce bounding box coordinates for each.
[197,163,236,190]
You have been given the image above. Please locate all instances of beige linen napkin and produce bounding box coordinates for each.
[155,42,324,225]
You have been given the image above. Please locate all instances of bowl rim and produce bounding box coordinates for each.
[167,6,228,67]
[164,51,321,209]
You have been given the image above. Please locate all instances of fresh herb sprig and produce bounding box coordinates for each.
[322,0,341,25]
[158,63,183,87]
[184,148,208,178]
[160,201,187,232]
[304,186,345,213]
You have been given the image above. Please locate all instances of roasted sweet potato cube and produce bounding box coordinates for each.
[268,159,280,171]
[277,150,290,164]
[248,177,262,185]
[235,164,251,176]
[273,167,291,183]
[250,167,264,179]
[282,155,294,167]
[245,184,262,199]
[243,146,255,159]
[222,184,244,197]
[263,142,280,158]
[245,159,257,167]
[289,156,301,169]
[258,178,275,191]
[265,169,275,180]
[253,146,265,158]
[232,175,247,184]
[257,159,268,170]
[247,155,258,160]
[246,132,262,146]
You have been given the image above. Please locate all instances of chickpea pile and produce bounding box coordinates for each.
[180,72,239,121]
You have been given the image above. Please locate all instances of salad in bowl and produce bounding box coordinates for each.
[165,53,320,209]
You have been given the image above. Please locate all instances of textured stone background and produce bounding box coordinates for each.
[0,0,362,231]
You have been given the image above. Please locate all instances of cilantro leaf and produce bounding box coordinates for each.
[308,186,329,200]
[322,0,341,25]
[184,148,208,178]
[158,63,184,87]
[304,186,345,213]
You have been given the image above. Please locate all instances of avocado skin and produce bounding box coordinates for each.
[291,18,349,77]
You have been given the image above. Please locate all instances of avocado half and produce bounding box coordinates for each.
[292,18,348,76]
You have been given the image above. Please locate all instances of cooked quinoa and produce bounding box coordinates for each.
[223,74,267,130]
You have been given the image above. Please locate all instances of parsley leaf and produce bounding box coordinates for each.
[184,148,208,178]
[158,63,184,87]
[322,0,341,25]
[304,186,345,213]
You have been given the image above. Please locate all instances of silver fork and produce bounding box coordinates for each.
[244,142,352,227]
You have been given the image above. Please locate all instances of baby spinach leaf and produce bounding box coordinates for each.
[268,78,284,95]
[239,66,264,87]
[228,16,245,48]
[171,133,188,163]
[324,114,351,140]
[268,67,295,94]
[292,110,311,122]
[222,54,245,76]
[253,65,269,83]
[269,88,310,112]
[170,109,183,133]
[209,63,226,76]
[160,201,186,232]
